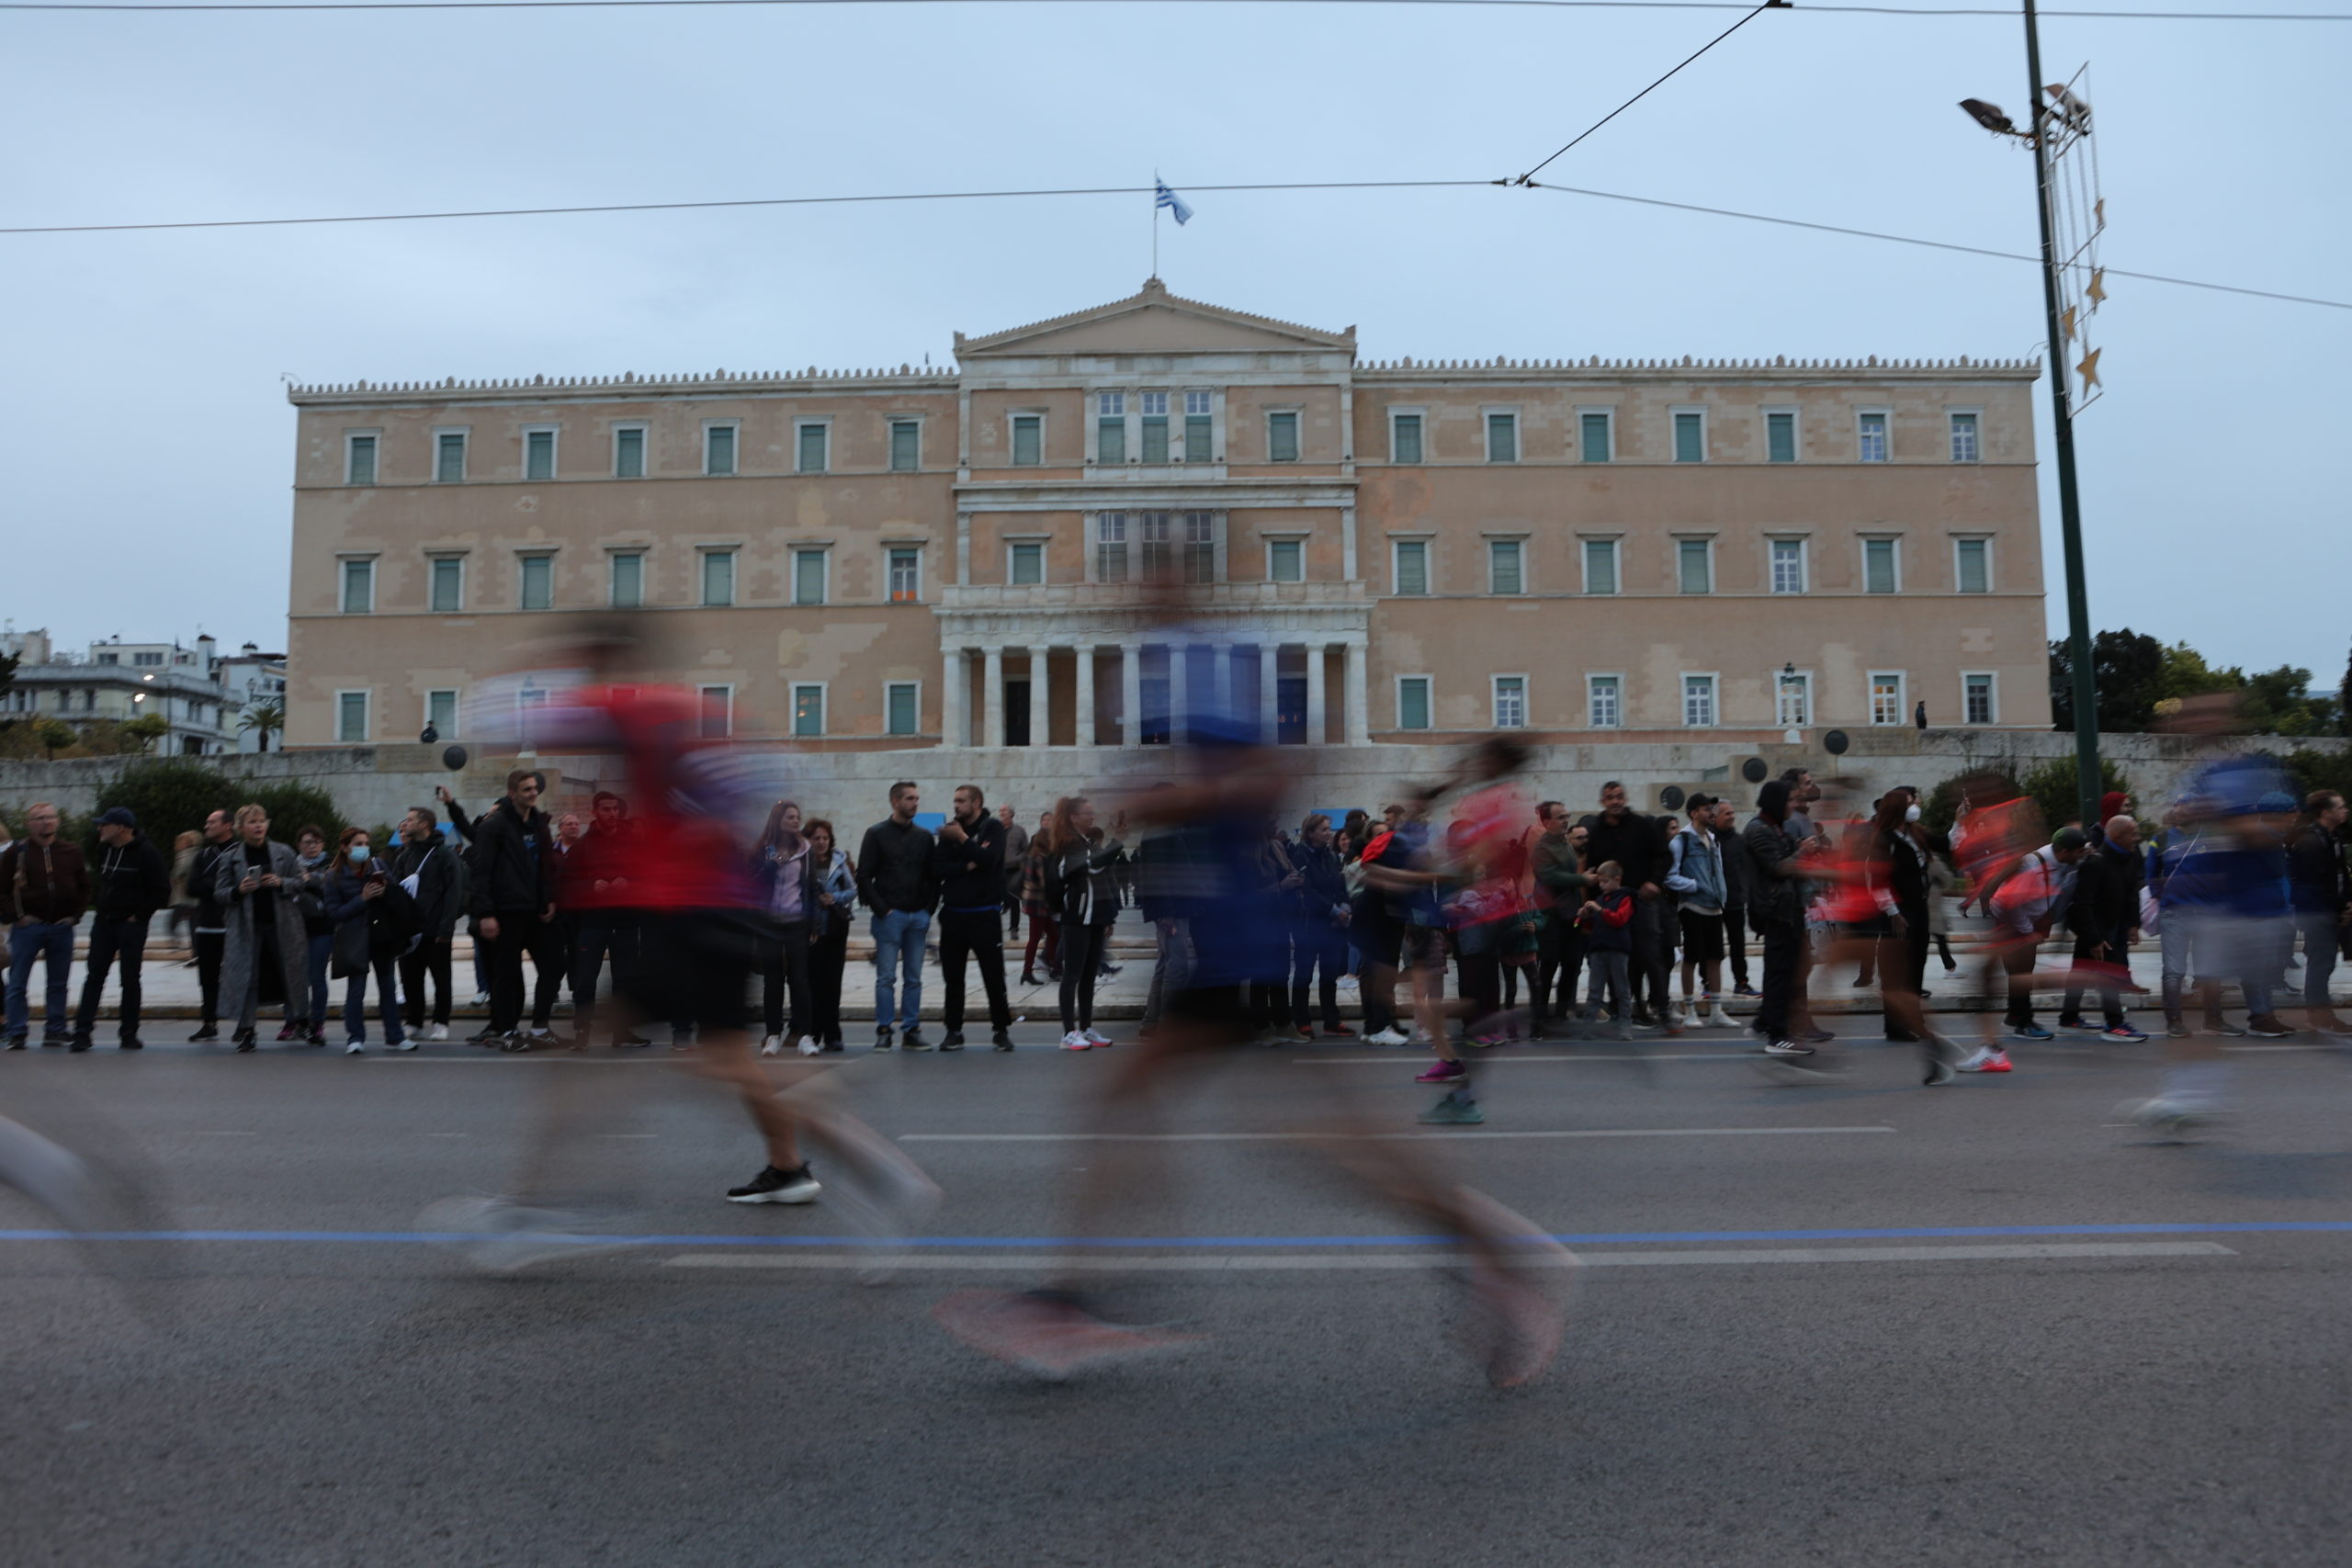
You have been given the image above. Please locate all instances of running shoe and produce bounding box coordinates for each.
[344,1040,366,1055]
[2245,1016,2295,1040]
[874,1026,895,1052]
[902,1029,933,1052]
[1957,1046,2012,1073]
[2116,1097,2220,1136]
[1451,1190,1574,1390]
[797,1036,822,1056]
[1295,1026,1317,1042]
[1322,1023,1357,1038]
[726,1163,820,1204]
[68,1033,92,1054]
[1802,1028,1837,1044]
[939,1031,966,1053]
[760,1034,785,1057]
[1366,1027,1412,1046]
[933,1290,1203,1382]
[384,1039,417,1053]
[276,1024,299,1043]
[4,1037,24,1051]
[232,1031,256,1052]
[428,1023,449,1042]
[2165,1021,2191,1040]
[464,1028,503,1046]
[501,1033,533,1053]
[991,1030,1015,1052]
[1059,1032,1091,1051]
[119,1036,142,1050]
[417,1196,634,1273]
[1735,985,1762,998]
[1083,1028,1112,1046]
[2098,1025,2149,1043]
[1762,1039,1815,1057]
[1704,1005,1738,1030]
[2009,1024,2055,1042]
[1416,1059,1467,1083]
[2057,1017,2098,1033]
[2203,1021,2247,1038]
[188,1025,218,1043]
[1418,1090,1486,1125]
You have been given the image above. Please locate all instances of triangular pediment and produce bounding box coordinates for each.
[956,279,1354,358]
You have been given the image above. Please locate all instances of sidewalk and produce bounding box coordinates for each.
[27,910,2351,1030]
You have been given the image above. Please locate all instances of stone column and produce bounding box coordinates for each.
[1075,644,1097,748]
[1120,642,1143,749]
[1169,640,1190,745]
[942,646,967,749]
[1032,645,1054,747]
[1258,641,1280,739]
[1343,637,1370,746]
[1306,640,1328,746]
[982,644,1005,750]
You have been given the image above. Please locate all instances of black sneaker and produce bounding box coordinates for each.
[188,1024,219,1043]
[821,1037,844,1054]
[901,1029,933,1052]
[119,1036,143,1050]
[874,1027,895,1052]
[725,1163,820,1205]
[939,1031,966,1052]
[68,1033,93,1053]
[233,1031,257,1052]
[499,1033,533,1053]
[2245,1015,2295,1040]
[992,1030,1015,1052]
[40,1036,68,1049]
[3,1037,24,1051]
[465,1028,503,1046]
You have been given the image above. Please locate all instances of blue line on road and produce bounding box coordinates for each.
[4,1220,2352,1247]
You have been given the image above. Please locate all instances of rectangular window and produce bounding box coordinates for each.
[1139,513,1171,579]
[698,685,732,739]
[1394,539,1429,597]
[1682,674,1717,728]
[888,420,920,472]
[1955,537,1991,594]
[429,557,464,614]
[609,552,643,609]
[1579,411,1612,463]
[1486,412,1518,464]
[1587,675,1621,729]
[793,423,825,475]
[1397,676,1431,732]
[706,424,738,477]
[1678,538,1713,594]
[1011,414,1042,467]
[131,651,162,667]
[888,547,921,603]
[1269,537,1304,583]
[1182,512,1216,584]
[340,558,374,615]
[1488,539,1523,595]
[885,682,918,737]
[1492,675,1526,730]
[1096,513,1128,582]
[1097,392,1126,464]
[519,554,553,611]
[701,550,735,607]
[435,431,466,483]
[525,428,556,481]
[1184,391,1213,462]
[1871,672,1905,727]
[614,425,645,479]
[1582,538,1619,596]
[1268,411,1299,463]
[1950,412,1980,463]
[1858,412,1889,463]
[1139,392,1169,463]
[792,684,825,738]
[1775,671,1812,729]
[1009,541,1045,586]
[1864,537,1899,594]
[335,691,368,743]
[1391,412,1423,465]
[425,689,458,739]
[345,434,378,486]
[1964,672,1996,726]
[788,548,827,605]
[1673,412,1705,464]
[1766,411,1796,464]
[1770,538,1805,594]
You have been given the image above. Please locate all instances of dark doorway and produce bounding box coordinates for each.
[1005,681,1031,748]
[1276,675,1308,745]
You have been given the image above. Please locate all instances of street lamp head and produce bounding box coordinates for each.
[1959,97,2018,137]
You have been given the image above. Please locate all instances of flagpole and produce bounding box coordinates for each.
[1151,171,1159,278]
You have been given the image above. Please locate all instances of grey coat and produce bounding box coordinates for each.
[215,838,311,1029]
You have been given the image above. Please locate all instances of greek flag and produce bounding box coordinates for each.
[1154,181,1193,226]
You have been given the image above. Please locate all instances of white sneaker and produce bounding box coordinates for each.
[1705,1004,1737,1030]
[385,1038,417,1053]
[427,1023,449,1043]
[1060,1031,1092,1051]
[1083,1028,1111,1046]
[1367,1027,1411,1046]
[760,1034,784,1057]
[469,992,490,1008]
[1337,975,1360,992]
[345,1040,365,1055]
[1666,1002,1688,1031]
[1956,1046,2012,1073]
[797,1035,820,1056]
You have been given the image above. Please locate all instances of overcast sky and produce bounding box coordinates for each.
[6,1,2346,686]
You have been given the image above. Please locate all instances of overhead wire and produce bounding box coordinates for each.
[0,1,2345,15]
[1515,0,1782,184]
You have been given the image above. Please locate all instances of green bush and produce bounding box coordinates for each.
[239,779,345,843]
[2280,747,2352,805]
[96,757,236,846]
[1920,770,2019,835]
[2018,754,2134,833]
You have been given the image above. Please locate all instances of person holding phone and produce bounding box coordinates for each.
[214,805,309,1051]
[325,828,417,1054]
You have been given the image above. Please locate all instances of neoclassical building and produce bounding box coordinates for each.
[282,281,2051,750]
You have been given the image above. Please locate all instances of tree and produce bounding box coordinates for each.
[2019,754,2133,830]
[33,718,77,759]
[242,779,345,840]
[2048,629,2167,732]
[2340,643,2352,739]
[96,758,236,845]
[0,649,18,710]
[119,714,171,752]
[239,701,284,753]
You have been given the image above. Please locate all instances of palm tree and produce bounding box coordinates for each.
[239,701,284,753]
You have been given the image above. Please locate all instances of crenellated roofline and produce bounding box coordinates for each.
[1356,354,2039,379]
[288,366,960,406]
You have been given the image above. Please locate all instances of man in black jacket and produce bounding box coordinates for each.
[390,807,461,1040]
[1738,783,1813,1057]
[469,770,561,1049]
[2288,790,2348,1033]
[2060,813,2146,1040]
[857,782,938,1050]
[933,784,1012,1052]
[186,808,235,1041]
[70,808,171,1050]
[1583,782,1673,1027]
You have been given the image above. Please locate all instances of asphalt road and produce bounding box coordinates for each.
[5,1025,2350,1567]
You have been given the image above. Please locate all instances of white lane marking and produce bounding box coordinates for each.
[664,1241,2233,1272]
[1291,1053,1758,1065]
[424,1132,469,1138]
[599,1133,659,1139]
[188,1131,260,1137]
[898,1126,1895,1143]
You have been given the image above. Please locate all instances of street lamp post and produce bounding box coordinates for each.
[1965,0,2103,830]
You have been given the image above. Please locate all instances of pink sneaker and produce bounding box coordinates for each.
[1416,1060,1466,1084]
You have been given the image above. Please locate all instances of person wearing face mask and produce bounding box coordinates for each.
[324,828,419,1054]
[288,827,337,1048]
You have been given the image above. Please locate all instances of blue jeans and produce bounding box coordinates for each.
[305,932,334,1030]
[343,954,405,1045]
[869,908,930,1032]
[7,921,76,1041]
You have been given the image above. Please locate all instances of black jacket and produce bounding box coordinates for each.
[933,815,1008,912]
[1582,811,1668,891]
[1738,816,1804,930]
[1293,841,1349,926]
[190,839,234,929]
[2288,823,2350,916]
[2067,840,2143,941]
[855,818,938,914]
[468,799,556,918]
[390,836,463,941]
[89,833,171,924]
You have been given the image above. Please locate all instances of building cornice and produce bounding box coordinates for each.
[288,367,961,408]
[1354,355,2040,382]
